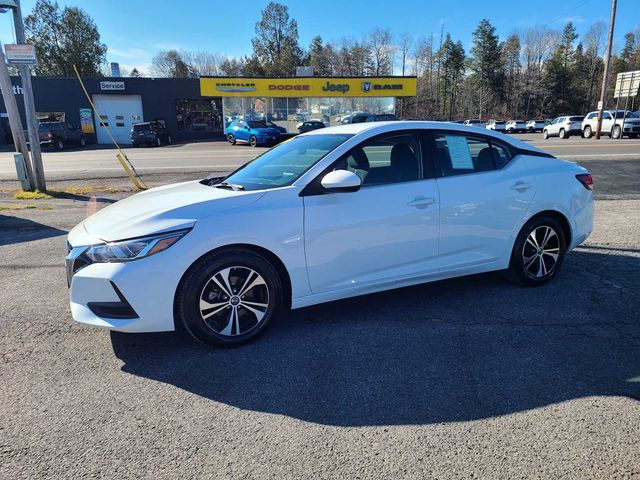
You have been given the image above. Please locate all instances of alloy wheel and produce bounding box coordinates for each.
[522,226,560,278]
[199,266,269,337]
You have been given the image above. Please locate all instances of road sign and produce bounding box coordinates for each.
[4,44,37,65]
[597,101,603,110]
[614,70,640,98]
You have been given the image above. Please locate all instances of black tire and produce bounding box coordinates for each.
[167,135,172,145]
[583,126,592,138]
[612,125,621,139]
[227,134,236,145]
[543,129,549,139]
[559,128,567,139]
[176,248,284,347]
[79,136,86,147]
[156,137,162,147]
[507,216,567,286]
[249,135,258,147]
[56,138,64,150]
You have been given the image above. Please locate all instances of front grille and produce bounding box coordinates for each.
[65,245,92,287]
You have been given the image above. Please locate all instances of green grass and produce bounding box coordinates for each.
[0,204,39,210]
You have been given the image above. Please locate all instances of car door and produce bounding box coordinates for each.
[548,117,560,135]
[602,112,613,133]
[303,130,440,293]
[234,121,249,141]
[433,131,535,271]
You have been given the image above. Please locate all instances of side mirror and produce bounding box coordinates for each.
[320,169,362,193]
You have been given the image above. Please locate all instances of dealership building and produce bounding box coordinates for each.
[0,75,417,145]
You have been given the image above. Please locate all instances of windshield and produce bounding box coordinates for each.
[221,134,353,191]
[133,124,151,131]
[247,121,267,128]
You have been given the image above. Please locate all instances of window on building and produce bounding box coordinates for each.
[176,99,221,132]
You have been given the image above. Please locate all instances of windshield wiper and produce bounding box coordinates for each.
[213,182,245,191]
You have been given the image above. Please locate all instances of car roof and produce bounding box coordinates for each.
[301,120,548,153]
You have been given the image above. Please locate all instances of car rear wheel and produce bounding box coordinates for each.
[79,136,86,147]
[249,135,258,147]
[559,128,567,139]
[167,135,172,145]
[176,248,284,347]
[56,138,64,150]
[543,129,549,139]
[227,134,236,145]
[612,125,621,139]
[583,126,592,138]
[507,216,566,286]
[156,137,162,147]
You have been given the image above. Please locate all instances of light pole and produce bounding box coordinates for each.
[595,0,617,140]
[1,0,45,190]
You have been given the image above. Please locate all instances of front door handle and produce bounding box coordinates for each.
[408,196,436,208]
[511,182,533,191]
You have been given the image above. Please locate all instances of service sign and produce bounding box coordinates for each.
[100,81,125,91]
[4,44,37,66]
[200,77,417,98]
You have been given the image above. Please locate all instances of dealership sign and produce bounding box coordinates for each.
[614,70,640,98]
[200,77,417,98]
[100,81,125,91]
[4,44,37,66]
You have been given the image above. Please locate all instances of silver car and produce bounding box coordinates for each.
[543,116,584,139]
[526,119,546,133]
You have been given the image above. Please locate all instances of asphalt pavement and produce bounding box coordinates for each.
[1,134,639,479]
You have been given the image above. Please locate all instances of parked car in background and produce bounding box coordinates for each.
[38,122,86,150]
[350,113,396,124]
[486,119,506,132]
[65,120,594,347]
[506,120,526,133]
[581,110,640,139]
[341,112,364,124]
[297,120,326,133]
[131,121,172,147]
[526,119,546,133]
[543,116,584,139]
[463,119,485,128]
[225,120,281,147]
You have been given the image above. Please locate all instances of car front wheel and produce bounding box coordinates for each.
[249,135,258,147]
[79,136,86,147]
[176,248,284,347]
[507,216,566,286]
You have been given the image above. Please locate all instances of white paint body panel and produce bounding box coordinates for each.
[67,121,594,333]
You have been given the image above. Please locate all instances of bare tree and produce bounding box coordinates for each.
[367,28,395,75]
[398,33,412,75]
[181,51,224,76]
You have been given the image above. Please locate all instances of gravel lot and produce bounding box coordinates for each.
[1,142,639,478]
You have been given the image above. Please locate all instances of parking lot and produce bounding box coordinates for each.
[1,135,639,479]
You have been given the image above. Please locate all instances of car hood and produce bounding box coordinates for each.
[81,180,265,242]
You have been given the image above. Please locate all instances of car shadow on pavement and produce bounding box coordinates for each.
[0,214,67,247]
[111,249,640,426]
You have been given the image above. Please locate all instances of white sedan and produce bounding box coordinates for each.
[66,121,594,346]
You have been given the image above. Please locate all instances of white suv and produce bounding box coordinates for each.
[505,120,526,133]
[543,116,584,139]
[485,119,506,131]
[582,110,640,139]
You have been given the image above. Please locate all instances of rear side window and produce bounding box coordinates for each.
[434,133,513,176]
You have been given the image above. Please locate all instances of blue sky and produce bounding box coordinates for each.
[0,0,638,74]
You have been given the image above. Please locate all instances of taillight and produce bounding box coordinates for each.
[576,173,593,190]
[47,131,53,138]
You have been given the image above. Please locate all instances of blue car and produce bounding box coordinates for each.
[225,120,281,147]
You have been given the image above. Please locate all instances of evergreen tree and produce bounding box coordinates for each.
[470,19,505,117]
[251,2,302,76]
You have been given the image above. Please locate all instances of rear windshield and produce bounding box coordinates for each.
[133,124,151,131]
[569,116,584,121]
[38,122,61,131]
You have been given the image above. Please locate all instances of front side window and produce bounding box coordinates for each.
[334,133,423,186]
[221,134,352,191]
[434,134,500,177]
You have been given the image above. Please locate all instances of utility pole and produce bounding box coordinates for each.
[12,0,45,190]
[595,0,617,140]
[0,42,35,187]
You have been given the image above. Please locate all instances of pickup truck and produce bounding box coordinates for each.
[39,122,86,150]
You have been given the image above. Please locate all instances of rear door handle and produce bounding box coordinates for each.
[408,196,436,208]
[511,182,533,191]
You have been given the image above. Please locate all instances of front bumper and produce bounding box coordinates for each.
[67,243,191,333]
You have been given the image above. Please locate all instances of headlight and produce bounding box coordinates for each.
[84,229,190,263]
